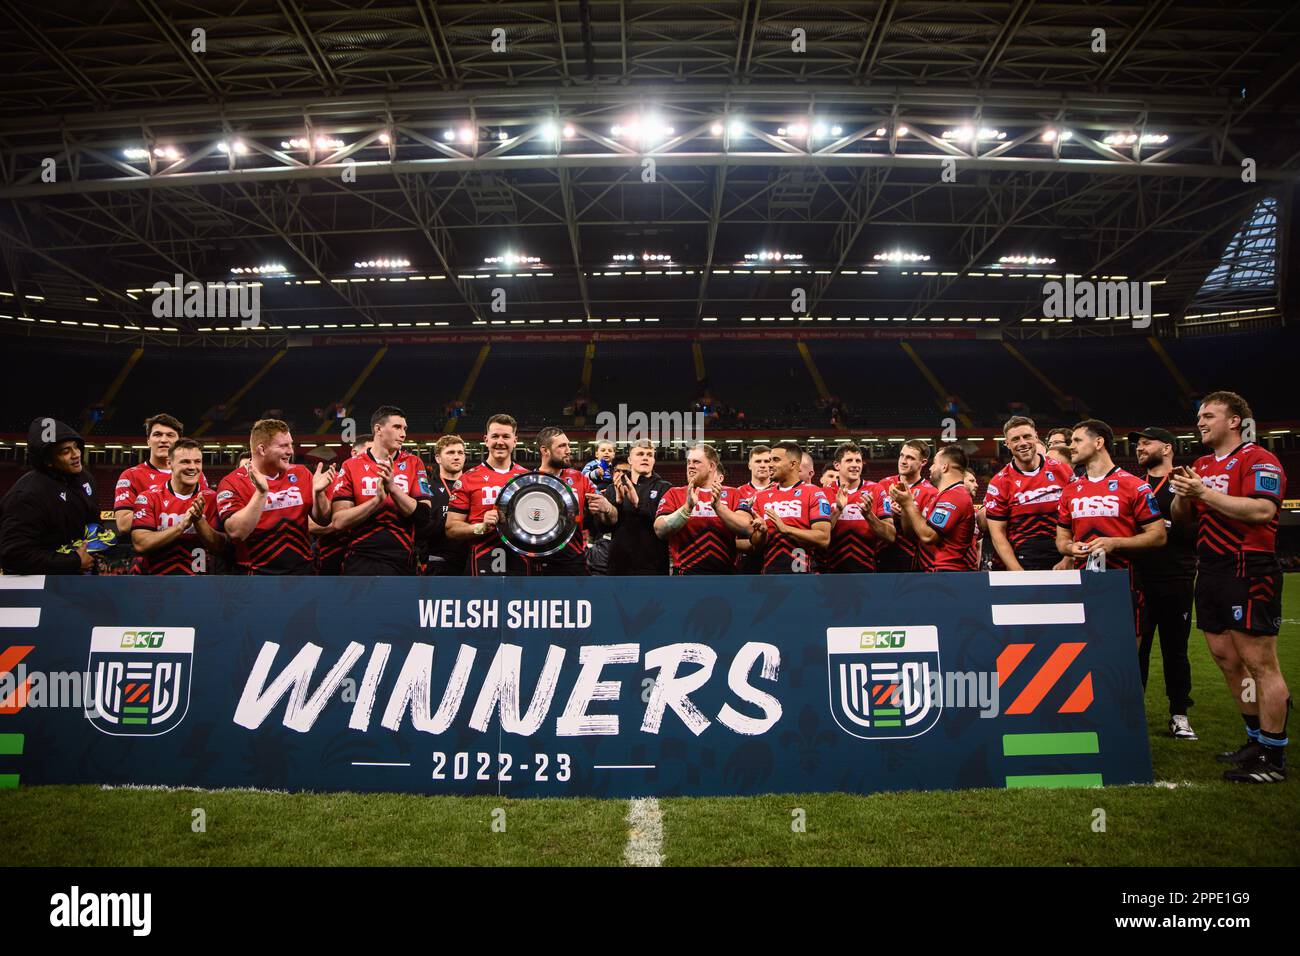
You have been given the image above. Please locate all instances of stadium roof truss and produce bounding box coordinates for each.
[0,1,1297,344]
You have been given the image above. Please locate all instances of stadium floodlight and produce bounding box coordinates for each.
[230,264,288,275]
[1040,128,1073,143]
[710,122,724,136]
[123,148,150,161]
[874,127,887,137]
[378,131,392,144]
[562,125,576,139]
[1103,131,1168,146]
[873,251,931,263]
[483,253,542,266]
[743,251,803,262]
[612,114,675,146]
[496,130,509,141]
[442,129,456,142]
[942,126,1005,142]
[997,255,1056,266]
[727,119,745,137]
[896,125,909,136]
[457,127,475,144]
[152,145,181,161]
[354,258,412,269]
[217,140,249,155]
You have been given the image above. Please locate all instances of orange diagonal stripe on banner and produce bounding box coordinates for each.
[0,646,35,714]
[996,644,1034,686]
[1058,672,1094,713]
[874,684,898,704]
[1006,643,1086,715]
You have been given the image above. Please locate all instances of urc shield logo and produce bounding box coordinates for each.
[826,626,942,740]
[86,627,194,736]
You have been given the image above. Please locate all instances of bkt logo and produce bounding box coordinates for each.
[828,625,941,740]
[859,629,905,649]
[1070,494,1119,518]
[87,627,193,737]
[119,630,165,649]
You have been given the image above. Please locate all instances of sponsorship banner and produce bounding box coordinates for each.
[2,571,1151,797]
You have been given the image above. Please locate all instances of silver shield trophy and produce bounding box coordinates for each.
[495,473,580,557]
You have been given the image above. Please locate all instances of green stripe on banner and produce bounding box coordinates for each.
[1005,773,1104,789]
[1002,732,1099,757]
[0,774,18,789]
[873,708,900,717]
[122,718,148,725]
[0,733,23,756]
[123,706,149,714]
[874,720,902,727]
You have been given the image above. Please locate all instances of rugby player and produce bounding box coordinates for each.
[1129,426,1198,740]
[532,427,617,576]
[749,442,832,574]
[876,439,938,572]
[1055,420,1166,637]
[421,434,469,576]
[1171,391,1289,782]
[984,416,1075,571]
[824,442,895,573]
[889,444,976,572]
[734,445,773,573]
[113,413,199,535]
[445,413,531,575]
[654,442,751,574]
[216,419,336,574]
[964,468,986,571]
[314,438,370,575]
[330,407,432,575]
[129,438,224,575]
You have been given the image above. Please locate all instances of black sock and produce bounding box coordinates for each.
[1257,731,1287,765]
[1244,713,1261,742]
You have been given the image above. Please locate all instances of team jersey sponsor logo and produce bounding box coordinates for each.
[984,484,999,498]
[1203,474,1231,493]
[86,627,193,737]
[217,489,234,501]
[930,504,953,528]
[1011,485,1062,506]
[264,487,305,512]
[116,479,131,489]
[1070,494,1120,518]
[765,499,805,519]
[827,626,942,740]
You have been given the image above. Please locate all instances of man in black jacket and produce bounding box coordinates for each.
[0,418,98,574]
[608,439,671,575]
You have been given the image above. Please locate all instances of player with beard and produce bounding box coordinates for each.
[113,413,206,536]
[655,442,752,574]
[1128,426,1198,740]
[421,434,470,576]
[531,427,617,576]
[876,439,938,572]
[445,413,532,576]
[824,442,895,573]
[984,416,1075,571]
[1172,391,1289,782]
[1056,419,1166,638]
[330,406,432,575]
[315,438,370,574]
[216,419,336,574]
[749,442,832,574]
[889,445,976,572]
[130,438,225,575]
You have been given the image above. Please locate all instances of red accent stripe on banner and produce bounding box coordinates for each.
[1006,643,1086,715]
[996,644,1033,686]
[1058,672,1094,713]
[0,645,35,715]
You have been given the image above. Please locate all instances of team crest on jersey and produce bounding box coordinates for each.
[1108,479,1118,491]
[1232,605,1244,622]
[86,627,193,737]
[1226,459,1238,470]
[399,461,407,471]
[827,626,942,740]
[288,473,298,483]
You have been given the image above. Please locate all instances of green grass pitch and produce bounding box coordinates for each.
[3,576,1298,867]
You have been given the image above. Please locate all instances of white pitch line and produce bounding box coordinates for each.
[623,797,664,867]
